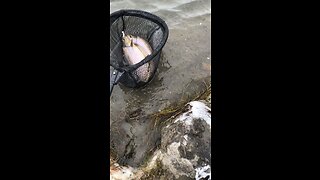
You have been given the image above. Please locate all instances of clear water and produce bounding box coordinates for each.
[110,0,211,167]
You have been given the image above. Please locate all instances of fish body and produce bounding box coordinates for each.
[122,33,153,82]
[131,36,152,56]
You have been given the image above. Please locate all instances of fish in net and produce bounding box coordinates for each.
[110,10,169,95]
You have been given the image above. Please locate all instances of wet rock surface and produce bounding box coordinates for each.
[110,76,211,167]
[159,101,211,180]
[110,98,212,180]
[110,114,162,167]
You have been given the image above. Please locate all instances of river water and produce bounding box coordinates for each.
[110,0,211,167]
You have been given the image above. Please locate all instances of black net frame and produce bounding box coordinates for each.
[110,10,169,88]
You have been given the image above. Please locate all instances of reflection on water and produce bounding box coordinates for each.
[111,0,211,28]
[110,0,211,167]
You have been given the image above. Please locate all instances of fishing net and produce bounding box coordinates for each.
[110,10,169,88]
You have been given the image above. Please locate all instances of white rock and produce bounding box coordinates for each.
[195,165,211,180]
[174,101,211,127]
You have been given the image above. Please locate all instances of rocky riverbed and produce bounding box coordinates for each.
[110,91,212,180]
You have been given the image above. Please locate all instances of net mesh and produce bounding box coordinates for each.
[110,10,168,88]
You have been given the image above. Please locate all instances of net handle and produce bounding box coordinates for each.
[110,9,169,72]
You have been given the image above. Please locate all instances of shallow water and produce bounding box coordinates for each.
[110,0,211,167]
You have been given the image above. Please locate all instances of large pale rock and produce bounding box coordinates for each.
[110,100,212,180]
[160,101,211,180]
